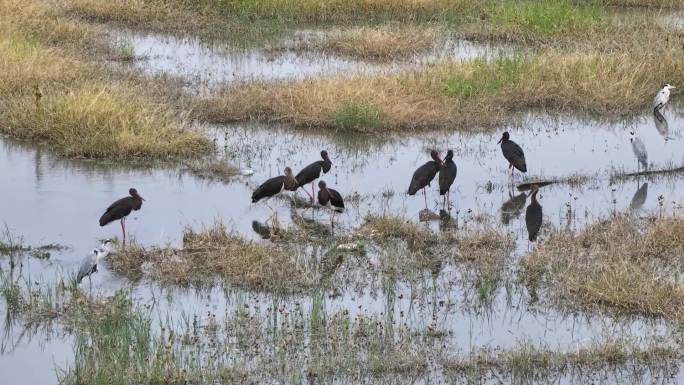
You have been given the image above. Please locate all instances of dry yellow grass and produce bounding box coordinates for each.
[196,48,684,131]
[305,25,440,60]
[520,215,684,322]
[110,222,317,290]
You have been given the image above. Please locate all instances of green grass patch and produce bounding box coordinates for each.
[489,0,603,36]
[443,56,526,98]
[332,101,384,131]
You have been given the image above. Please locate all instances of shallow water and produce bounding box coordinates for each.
[1,105,683,383]
[112,29,511,94]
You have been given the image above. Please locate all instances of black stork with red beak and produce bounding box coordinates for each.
[99,188,144,245]
[438,150,457,206]
[317,180,344,227]
[295,150,332,202]
[498,132,527,177]
[408,150,443,208]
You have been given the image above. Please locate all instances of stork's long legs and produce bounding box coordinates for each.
[311,182,315,204]
[423,188,428,210]
[120,217,126,246]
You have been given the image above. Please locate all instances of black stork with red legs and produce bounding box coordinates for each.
[498,132,527,177]
[99,188,144,245]
[408,150,443,209]
[295,150,332,203]
[317,180,344,227]
[252,167,298,224]
[438,150,457,207]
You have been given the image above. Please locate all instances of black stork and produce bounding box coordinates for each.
[295,150,332,202]
[317,180,344,227]
[438,150,457,206]
[99,188,144,245]
[408,150,443,209]
[498,132,527,177]
[525,188,542,243]
[252,167,298,223]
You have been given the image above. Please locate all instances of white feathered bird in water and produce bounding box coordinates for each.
[630,131,648,170]
[653,84,675,113]
[77,239,113,288]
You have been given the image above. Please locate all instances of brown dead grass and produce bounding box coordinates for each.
[520,215,684,322]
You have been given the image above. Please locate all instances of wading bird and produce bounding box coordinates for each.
[252,167,298,224]
[408,150,443,209]
[438,150,457,207]
[525,188,542,243]
[630,131,648,170]
[317,180,344,227]
[76,239,113,289]
[498,132,527,177]
[653,84,675,113]
[99,188,144,245]
[295,150,332,202]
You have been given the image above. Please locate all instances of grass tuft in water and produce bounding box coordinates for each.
[332,101,384,131]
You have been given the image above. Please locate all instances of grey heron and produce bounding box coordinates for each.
[653,84,675,113]
[630,131,648,170]
[76,239,112,288]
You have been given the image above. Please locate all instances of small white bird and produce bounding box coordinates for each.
[76,239,113,287]
[630,131,648,170]
[653,84,675,113]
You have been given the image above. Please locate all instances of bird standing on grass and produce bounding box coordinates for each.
[99,188,144,246]
[252,166,298,226]
[438,150,457,207]
[653,84,675,113]
[317,181,344,227]
[296,150,332,203]
[498,132,527,177]
[630,131,648,170]
[408,150,443,209]
[77,239,113,289]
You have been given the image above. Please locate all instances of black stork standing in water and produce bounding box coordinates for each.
[252,167,298,224]
[295,150,332,203]
[99,188,144,245]
[317,180,344,227]
[525,187,542,244]
[408,150,443,209]
[438,150,457,207]
[498,132,527,177]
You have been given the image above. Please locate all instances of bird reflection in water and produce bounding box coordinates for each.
[251,220,271,239]
[439,209,457,232]
[653,110,671,141]
[629,182,648,211]
[525,187,542,246]
[501,191,527,225]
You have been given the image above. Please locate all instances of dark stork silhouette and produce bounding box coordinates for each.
[498,132,527,177]
[295,150,332,203]
[252,167,298,224]
[408,150,443,209]
[438,150,457,206]
[317,180,344,227]
[99,188,144,245]
[525,188,542,243]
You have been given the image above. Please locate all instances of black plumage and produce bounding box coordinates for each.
[498,132,527,173]
[99,188,144,245]
[252,167,297,203]
[317,181,344,212]
[408,150,443,196]
[295,150,332,200]
[525,189,542,242]
[438,150,457,196]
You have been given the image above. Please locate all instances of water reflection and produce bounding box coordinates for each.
[251,220,271,239]
[525,189,543,242]
[653,110,669,141]
[501,191,527,225]
[630,182,648,211]
[630,131,648,170]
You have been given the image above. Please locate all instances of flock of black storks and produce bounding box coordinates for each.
[98,132,533,242]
